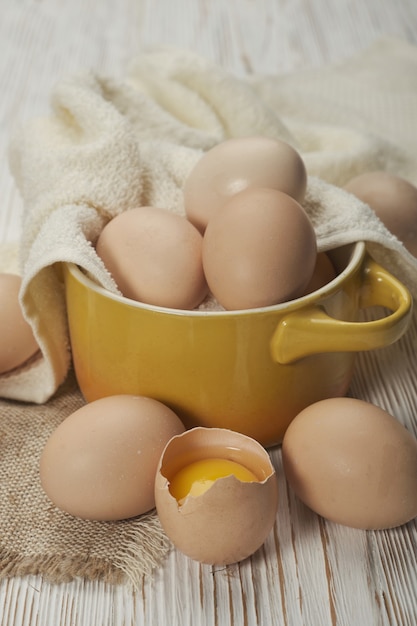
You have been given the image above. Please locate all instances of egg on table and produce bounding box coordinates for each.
[155,427,278,565]
[96,206,208,309]
[0,273,39,374]
[344,170,417,257]
[282,397,417,530]
[202,187,317,309]
[40,395,186,521]
[184,136,307,233]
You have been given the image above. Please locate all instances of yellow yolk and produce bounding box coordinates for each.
[169,458,258,503]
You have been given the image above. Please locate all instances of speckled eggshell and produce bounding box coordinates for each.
[40,395,186,521]
[184,136,307,232]
[282,397,417,530]
[0,273,39,374]
[155,427,278,565]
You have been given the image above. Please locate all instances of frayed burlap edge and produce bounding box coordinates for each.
[111,514,173,589]
[0,513,172,589]
[0,550,128,585]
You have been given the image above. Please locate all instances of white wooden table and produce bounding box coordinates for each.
[1,1,417,624]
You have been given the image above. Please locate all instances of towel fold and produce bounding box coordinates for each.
[2,36,417,404]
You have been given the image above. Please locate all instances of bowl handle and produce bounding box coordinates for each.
[271,255,413,364]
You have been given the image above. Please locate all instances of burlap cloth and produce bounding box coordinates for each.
[0,369,170,587]
[0,242,170,587]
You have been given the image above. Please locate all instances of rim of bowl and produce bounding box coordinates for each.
[66,241,365,317]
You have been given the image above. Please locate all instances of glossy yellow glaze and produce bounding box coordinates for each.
[272,257,412,363]
[63,243,412,447]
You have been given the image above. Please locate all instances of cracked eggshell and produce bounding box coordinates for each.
[154,427,278,565]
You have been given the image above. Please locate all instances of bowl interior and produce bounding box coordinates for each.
[66,241,365,316]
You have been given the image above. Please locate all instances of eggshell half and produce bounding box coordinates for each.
[40,395,185,520]
[184,136,307,232]
[155,427,278,565]
[0,273,39,374]
[282,397,417,529]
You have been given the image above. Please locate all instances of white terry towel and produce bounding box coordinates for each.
[2,36,417,404]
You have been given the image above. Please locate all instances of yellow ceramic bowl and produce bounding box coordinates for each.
[63,242,412,447]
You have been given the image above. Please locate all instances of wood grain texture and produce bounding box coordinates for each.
[1,0,417,624]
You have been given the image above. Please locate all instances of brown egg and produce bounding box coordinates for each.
[184,136,307,232]
[96,207,208,309]
[344,171,417,256]
[40,395,185,521]
[202,187,317,310]
[0,273,39,374]
[282,397,417,530]
[155,427,278,565]
[303,252,337,294]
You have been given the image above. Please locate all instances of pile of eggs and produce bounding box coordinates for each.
[38,392,417,566]
[95,137,417,313]
[95,136,320,311]
[40,398,279,565]
[2,135,417,567]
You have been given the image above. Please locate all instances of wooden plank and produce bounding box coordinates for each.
[1,1,417,624]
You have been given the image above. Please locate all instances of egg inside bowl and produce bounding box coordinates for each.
[63,241,411,447]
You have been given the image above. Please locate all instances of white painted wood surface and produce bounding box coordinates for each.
[1,1,417,624]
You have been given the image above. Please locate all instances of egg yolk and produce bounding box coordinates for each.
[169,458,258,504]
